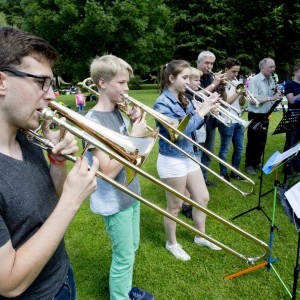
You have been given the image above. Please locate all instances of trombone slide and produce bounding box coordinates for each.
[22,104,269,265]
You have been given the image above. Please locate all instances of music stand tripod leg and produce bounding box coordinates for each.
[224,171,293,299]
[230,140,272,222]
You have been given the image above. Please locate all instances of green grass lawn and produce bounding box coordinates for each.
[56,89,299,299]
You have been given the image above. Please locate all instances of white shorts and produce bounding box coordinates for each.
[157,154,200,178]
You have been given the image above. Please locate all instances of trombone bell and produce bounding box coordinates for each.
[45,101,159,184]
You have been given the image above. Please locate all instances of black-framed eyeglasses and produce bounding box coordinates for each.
[0,67,54,92]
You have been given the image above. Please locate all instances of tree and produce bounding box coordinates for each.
[221,0,300,79]
[167,0,300,79]
[1,0,299,81]
[1,0,175,81]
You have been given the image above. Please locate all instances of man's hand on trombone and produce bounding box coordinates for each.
[42,119,78,161]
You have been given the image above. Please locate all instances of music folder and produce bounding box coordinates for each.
[262,143,300,175]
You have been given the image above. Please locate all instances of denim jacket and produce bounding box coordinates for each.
[153,88,204,158]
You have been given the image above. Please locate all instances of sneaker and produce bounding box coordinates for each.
[205,179,217,187]
[165,242,191,261]
[221,174,231,182]
[194,236,222,251]
[230,173,246,181]
[129,287,155,300]
[245,166,256,175]
[181,204,193,220]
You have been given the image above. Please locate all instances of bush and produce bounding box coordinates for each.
[129,75,141,90]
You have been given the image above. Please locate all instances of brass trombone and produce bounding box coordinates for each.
[22,102,269,265]
[79,77,255,196]
[77,78,190,143]
[122,93,255,196]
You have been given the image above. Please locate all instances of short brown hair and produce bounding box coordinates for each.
[225,57,241,69]
[0,27,58,69]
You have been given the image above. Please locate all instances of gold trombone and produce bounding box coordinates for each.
[122,93,255,196]
[77,78,190,143]
[78,77,255,196]
[21,101,269,265]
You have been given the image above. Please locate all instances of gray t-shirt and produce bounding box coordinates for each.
[85,109,140,216]
[0,132,69,300]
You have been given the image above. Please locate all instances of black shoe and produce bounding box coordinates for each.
[245,166,256,175]
[181,204,193,219]
[230,173,246,181]
[253,164,262,170]
[221,174,231,182]
[129,287,154,300]
[205,180,217,187]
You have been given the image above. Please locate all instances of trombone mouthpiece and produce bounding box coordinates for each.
[40,107,55,121]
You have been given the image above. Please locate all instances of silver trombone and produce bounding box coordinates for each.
[185,85,252,130]
[197,84,242,116]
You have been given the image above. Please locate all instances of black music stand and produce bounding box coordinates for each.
[231,100,282,222]
[272,109,300,136]
[225,148,300,299]
[272,109,300,187]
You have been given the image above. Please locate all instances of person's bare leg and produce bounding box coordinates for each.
[162,176,187,245]
[186,169,209,236]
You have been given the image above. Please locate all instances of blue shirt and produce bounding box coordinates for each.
[153,88,204,158]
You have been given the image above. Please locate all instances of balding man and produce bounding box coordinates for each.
[245,57,282,175]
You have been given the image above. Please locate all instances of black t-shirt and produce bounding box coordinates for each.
[0,132,69,299]
[200,74,213,89]
[285,80,300,110]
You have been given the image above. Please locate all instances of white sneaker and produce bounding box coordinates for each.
[165,242,191,261]
[194,236,222,251]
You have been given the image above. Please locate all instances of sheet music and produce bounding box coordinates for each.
[263,143,300,174]
[285,181,300,219]
[272,143,300,165]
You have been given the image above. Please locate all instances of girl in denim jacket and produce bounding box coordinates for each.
[153,60,221,261]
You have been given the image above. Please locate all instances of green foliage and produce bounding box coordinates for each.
[2,0,300,82]
[0,12,7,26]
[129,75,142,90]
[1,0,175,81]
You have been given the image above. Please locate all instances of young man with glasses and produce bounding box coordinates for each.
[0,27,99,299]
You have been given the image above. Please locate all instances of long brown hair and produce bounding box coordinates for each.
[159,60,190,109]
